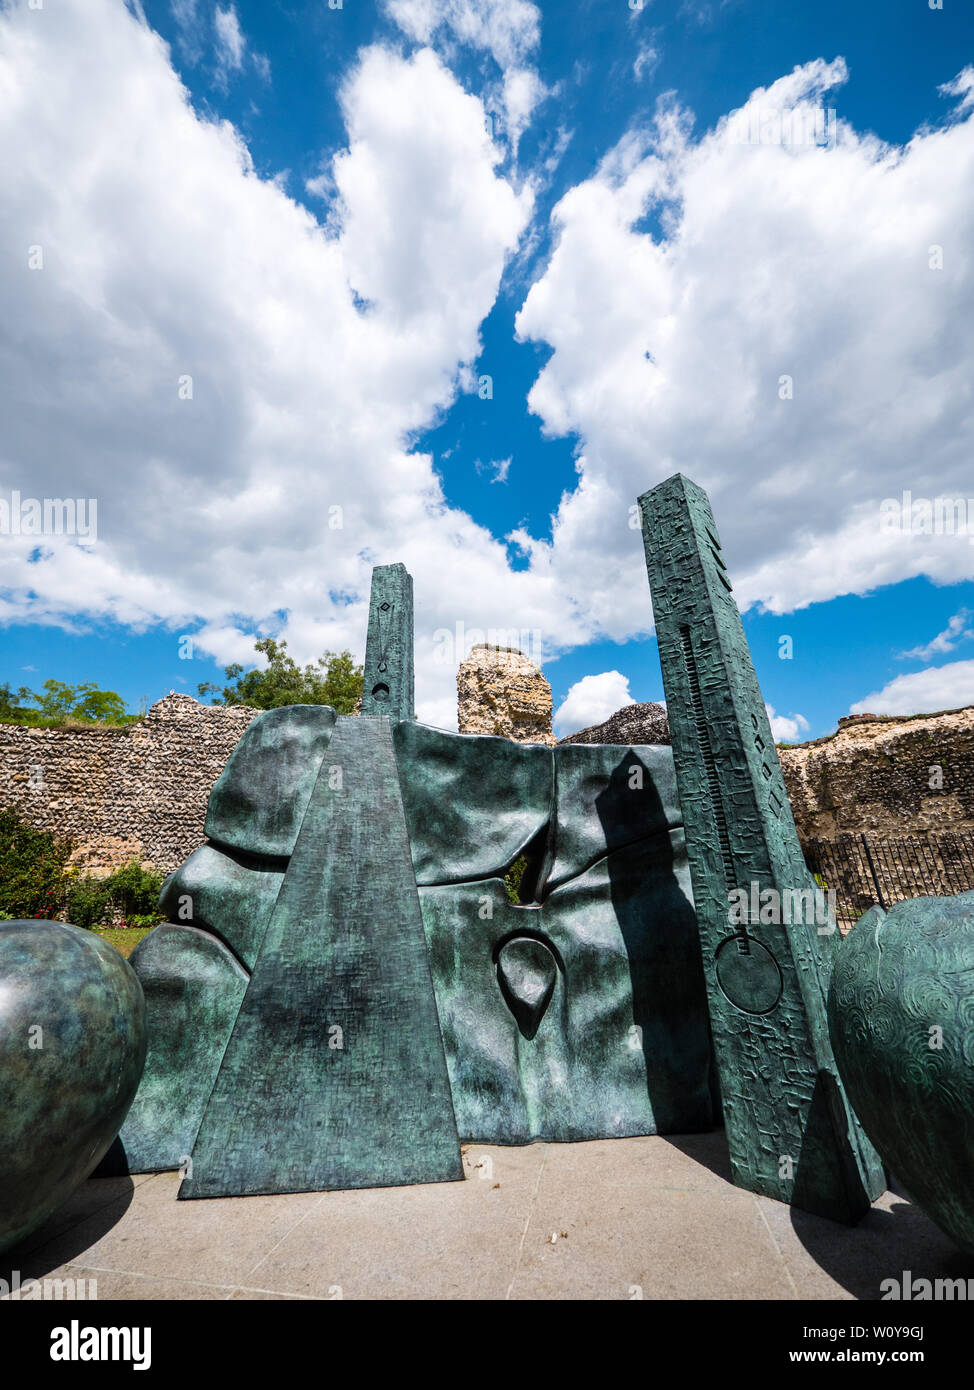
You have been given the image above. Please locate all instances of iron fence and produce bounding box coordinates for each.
[802,832,974,931]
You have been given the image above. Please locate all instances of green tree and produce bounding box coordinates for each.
[70,684,128,723]
[0,682,32,720]
[29,679,127,724]
[198,638,363,715]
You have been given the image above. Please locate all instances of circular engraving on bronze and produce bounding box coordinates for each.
[714,935,783,1015]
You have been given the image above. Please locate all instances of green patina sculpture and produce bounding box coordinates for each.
[361,562,414,721]
[639,473,884,1221]
[105,552,717,1186]
[395,723,715,1141]
[91,495,947,1219]
[0,921,145,1254]
[16,488,974,1242]
[180,714,463,1198]
[110,712,715,1182]
[829,891,974,1258]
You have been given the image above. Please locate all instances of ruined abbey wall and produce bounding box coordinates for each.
[2,689,973,881]
[779,707,974,841]
[0,694,258,876]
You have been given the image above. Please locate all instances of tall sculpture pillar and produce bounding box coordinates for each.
[361,563,415,722]
[639,473,884,1222]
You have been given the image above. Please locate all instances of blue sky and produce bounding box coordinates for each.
[1,0,974,738]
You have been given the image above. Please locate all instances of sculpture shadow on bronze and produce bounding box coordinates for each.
[597,749,715,1134]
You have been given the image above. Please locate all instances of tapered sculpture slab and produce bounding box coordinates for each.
[639,473,884,1222]
[361,562,414,721]
[180,716,462,1198]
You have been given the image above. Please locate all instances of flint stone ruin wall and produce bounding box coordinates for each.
[779,707,974,840]
[0,693,259,877]
[457,644,556,746]
[2,685,973,881]
[557,702,974,841]
[557,702,671,749]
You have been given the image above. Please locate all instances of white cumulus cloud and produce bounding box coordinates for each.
[851,661,974,717]
[765,706,810,743]
[554,671,635,736]
[384,0,547,151]
[514,57,974,641]
[0,0,555,728]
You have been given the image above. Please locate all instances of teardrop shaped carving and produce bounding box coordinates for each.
[496,936,557,1039]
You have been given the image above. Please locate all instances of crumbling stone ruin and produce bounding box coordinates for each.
[456,644,556,746]
[557,701,670,747]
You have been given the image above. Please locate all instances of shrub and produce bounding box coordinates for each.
[64,876,112,930]
[66,861,165,929]
[103,859,164,917]
[0,815,165,927]
[0,811,73,919]
[121,913,163,930]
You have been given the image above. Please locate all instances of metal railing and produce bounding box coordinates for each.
[802,832,974,931]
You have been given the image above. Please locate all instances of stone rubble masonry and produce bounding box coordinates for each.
[3,689,973,882]
[557,702,671,748]
[457,644,556,747]
[778,705,974,840]
[557,702,974,842]
[0,693,260,878]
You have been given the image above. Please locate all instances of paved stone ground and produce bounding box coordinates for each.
[3,1134,970,1300]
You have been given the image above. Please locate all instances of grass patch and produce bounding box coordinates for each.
[92,926,154,959]
[0,712,142,730]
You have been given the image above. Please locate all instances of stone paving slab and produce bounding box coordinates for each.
[2,1136,969,1301]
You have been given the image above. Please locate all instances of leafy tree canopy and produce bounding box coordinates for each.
[198,638,363,715]
[0,683,33,718]
[31,679,128,724]
[0,679,129,726]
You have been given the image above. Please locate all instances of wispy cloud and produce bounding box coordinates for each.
[633,42,660,83]
[476,456,513,484]
[213,5,245,87]
[170,0,270,88]
[898,609,974,662]
[940,66,974,117]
